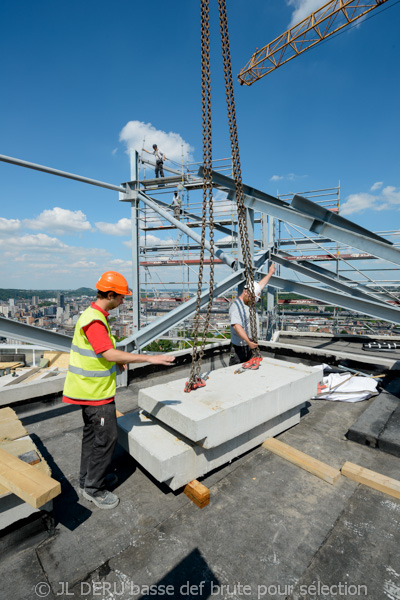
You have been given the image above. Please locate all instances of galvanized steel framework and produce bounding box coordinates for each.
[0,152,400,362]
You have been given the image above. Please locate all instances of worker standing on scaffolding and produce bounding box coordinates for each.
[169,191,181,221]
[142,144,166,178]
[229,264,276,366]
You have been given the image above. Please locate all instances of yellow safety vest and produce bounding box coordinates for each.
[63,306,117,402]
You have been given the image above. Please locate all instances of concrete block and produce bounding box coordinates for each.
[117,405,302,490]
[379,404,400,458]
[138,358,320,448]
[347,390,399,448]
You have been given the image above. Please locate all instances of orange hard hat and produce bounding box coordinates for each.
[96,271,132,296]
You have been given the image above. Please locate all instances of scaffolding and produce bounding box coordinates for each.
[134,163,400,343]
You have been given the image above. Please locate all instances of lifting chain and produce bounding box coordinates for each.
[218,0,259,357]
[185,0,215,392]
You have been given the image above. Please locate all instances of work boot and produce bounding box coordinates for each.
[82,489,119,510]
[79,473,118,494]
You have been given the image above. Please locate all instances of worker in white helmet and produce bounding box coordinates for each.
[229,264,275,366]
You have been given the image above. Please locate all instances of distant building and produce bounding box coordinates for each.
[32,296,39,306]
[57,293,65,309]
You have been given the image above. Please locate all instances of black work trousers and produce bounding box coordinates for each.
[155,161,164,178]
[79,401,118,495]
[229,344,252,366]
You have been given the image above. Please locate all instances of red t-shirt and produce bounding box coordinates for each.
[63,303,115,406]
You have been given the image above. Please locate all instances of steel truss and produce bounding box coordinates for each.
[1,152,399,357]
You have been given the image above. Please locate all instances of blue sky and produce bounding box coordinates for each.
[1,0,399,290]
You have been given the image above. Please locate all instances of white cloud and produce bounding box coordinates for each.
[371,181,383,192]
[382,185,400,206]
[109,259,132,270]
[0,217,21,233]
[287,0,327,28]
[119,120,194,163]
[141,234,175,246]
[341,184,400,216]
[270,173,306,182]
[341,193,376,216]
[70,260,97,268]
[24,207,92,235]
[0,233,68,249]
[95,218,131,236]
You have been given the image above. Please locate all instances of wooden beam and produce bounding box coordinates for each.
[0,420,27,443]
[184,480,210,508]
[0,407,18,423]
[341,461,400,500]
[0,448,61,508]
[262,437,341,485]
[116,410,124,418]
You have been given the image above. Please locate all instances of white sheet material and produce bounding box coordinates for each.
[313,372,378,403]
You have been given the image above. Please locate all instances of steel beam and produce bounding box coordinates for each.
[261,275,400,325]
[0,317,72,352]
[145,192,262,248]
[201,168,400,267]
[290,195,390,244]
[0,154,126,194]
[273,252,394,304]
[127,189,237,270]
[120,268,246,351]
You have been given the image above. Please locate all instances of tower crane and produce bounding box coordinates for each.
[238,0,390,86]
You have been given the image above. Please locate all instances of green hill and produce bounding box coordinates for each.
[0,288,95,301]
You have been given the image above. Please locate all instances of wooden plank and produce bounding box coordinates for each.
[184,480,210,508]
[116,410,124,418]
[0,420,28,442]
[262,437,341,485]
[0,407,18,423]
[0,448,61,508]
[0,438,50,498]
[341,461,400,500]
[43,351,70,369]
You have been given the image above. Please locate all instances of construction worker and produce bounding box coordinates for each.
[142,144,166,178]
[169,191,181,221]
[229,264,276,366]
[62,271,174,509]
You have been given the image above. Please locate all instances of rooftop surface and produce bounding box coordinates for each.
[1,343,400,600]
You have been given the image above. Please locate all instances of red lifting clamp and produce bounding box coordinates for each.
[242,356,263,370]
[184,378,206,393]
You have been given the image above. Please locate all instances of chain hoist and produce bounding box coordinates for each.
[185,0,215,392]
[218,0,259,358]
[185,0,260,392]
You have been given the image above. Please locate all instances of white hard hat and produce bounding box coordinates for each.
[244,282,262,299]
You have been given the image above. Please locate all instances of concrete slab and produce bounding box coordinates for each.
[138,358,321,448]
[379,404,400,458]
[347,390,400,448]
[117,405,301,490]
